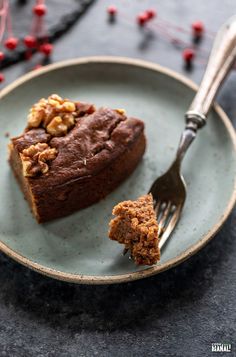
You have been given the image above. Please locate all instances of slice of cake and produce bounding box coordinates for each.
[9,94,146,222]
[109,194,160,265]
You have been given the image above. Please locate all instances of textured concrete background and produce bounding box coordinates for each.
[0,1,236,356]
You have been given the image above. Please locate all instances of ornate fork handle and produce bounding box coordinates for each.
[175,15,236,166]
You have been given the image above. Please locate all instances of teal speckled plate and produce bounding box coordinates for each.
[0,57,236,284]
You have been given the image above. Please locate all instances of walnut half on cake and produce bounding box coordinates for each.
[109,194,160,265]
[8,94,146,222]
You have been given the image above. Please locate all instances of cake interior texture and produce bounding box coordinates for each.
[109,194,160,265]
[9,95,146,222]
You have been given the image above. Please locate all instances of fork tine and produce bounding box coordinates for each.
[159,206,182,250]
[154,200,161,218]
[158,201,172,234]
[123,248,129,255]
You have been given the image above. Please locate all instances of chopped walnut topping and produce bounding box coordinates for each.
[62,101,76,112]
[46,116,68,136]
[115,108,126,115]
[27,94,95,137]
[20,143,58,177]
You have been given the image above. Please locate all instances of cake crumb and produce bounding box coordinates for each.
[4,132,10,138]
[109,194,160,265]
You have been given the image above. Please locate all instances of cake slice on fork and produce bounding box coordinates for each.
[109,194,160,265]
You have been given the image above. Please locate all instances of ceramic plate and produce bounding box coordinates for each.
[0,57,236,284]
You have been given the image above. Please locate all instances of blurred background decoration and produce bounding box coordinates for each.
[0,0,235,86]
[0,0,95,81]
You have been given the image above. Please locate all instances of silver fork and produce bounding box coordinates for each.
[149,15,236,250]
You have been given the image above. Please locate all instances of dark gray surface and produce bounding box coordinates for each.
[0,1,236,356]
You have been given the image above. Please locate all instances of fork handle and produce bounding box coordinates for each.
[185,15,236,128]
[175,16,236,165]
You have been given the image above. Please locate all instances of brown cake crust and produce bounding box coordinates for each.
[9,101,146,222]
[109,194,160,265]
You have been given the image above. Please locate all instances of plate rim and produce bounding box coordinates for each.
[0,55,236,284]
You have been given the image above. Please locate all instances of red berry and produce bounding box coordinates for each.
[0,52,5,61]
[192,21,204,35]
[39,43,53,56]
[24,35,37,48]
[33,4,47,16]
[4,37,19,50]
[146,9,157,20]
[0,73,5,82]
[183,48,195,63]
[107,5,117,16]
[137,12,149,26]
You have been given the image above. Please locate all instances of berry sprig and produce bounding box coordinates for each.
[33,2,47,17]
[137,9,157,26]
[182,48,195,66]
[0,0,9,81]
[3,0,18,52]
[24,0,53,66]
[192,21,204,38]
[0,0,95,78]
[0,0,54,83]
[107,5,117,17]
[106,4,209,68]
